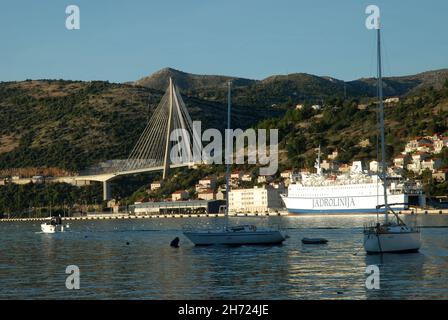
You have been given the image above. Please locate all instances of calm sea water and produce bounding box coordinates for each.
[0,215,447,300]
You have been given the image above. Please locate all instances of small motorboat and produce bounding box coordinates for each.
[41,215,66,233]
[302,238,328,245]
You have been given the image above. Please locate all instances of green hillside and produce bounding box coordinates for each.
[0,79,282,171]
[258,83,448,169]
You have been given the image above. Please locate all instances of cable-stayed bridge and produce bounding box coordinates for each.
[73,78,200,200]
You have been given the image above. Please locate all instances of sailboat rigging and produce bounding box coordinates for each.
[363,9,421,254]
[183,82,287,246]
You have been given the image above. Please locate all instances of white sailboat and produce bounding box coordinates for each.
[363,11,421,254]
[183,82,287,246]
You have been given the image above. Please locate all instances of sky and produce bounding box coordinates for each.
[1,0,447,83]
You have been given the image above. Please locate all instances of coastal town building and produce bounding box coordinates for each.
[338,163,351,173]
[150,181,163,191]
[321,159,338,171]
[328,150,339,161]
[230,171,242,180]
[411,152,431,163]
[404,135,448,154]
[384,97,400,104]
[421,159,442,173]
[131,199,225,215]
[393,154,411,169]
[433,170,448,183]
[172,190,189,201]
[269,181,286,193]
[257,175,273,184]
[228,186,284,213]
[195,176,217,192]
[198,176,216,189]
[197,189,217,201]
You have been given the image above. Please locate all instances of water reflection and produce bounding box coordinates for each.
[0,215,447,299]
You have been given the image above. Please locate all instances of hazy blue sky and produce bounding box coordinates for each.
[1,0,447,82]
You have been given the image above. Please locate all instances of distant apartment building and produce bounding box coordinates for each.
[369,160,379,172]
[197,189,217,201]
[280,170,292,179]
[338,163,351,173]
[384,97,400,104]
[411,152,431,163]
[172,190,189,201]
[321,159,339,171]
[421,159,442,173]
[404,136,445,154]
[393,154,411,169]
[269,181,286,193]
[230,171,243,181]
[196,176,216,192]
[198,176,216,189]
[241,172,254,182]
[31,176,44,184]
[434,136,448,154]
[150,181,163,191]
[328,150,339,161]
[406,155,440,175]
[433,170,448,183]
[228,186,284,213]
[407,162,421,174]
[257,175,273,184]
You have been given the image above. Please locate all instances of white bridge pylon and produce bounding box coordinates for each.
[121,77,199,178]
[74,78,200,200]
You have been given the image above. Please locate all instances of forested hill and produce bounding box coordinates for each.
[0,68,447,173]
[135,68,448,107]
[258,82,448,169]
[0,80,281,171]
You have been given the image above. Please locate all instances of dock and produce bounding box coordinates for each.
[2,209,447,223]
[399,209,448,215]
[0,211,289,222]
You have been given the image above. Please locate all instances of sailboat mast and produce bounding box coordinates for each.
[377,27,389,223]
[225,81,232,229]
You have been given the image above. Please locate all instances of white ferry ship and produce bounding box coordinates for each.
[281,156,426,215]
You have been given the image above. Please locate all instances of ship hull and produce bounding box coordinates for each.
[282,192,407,215]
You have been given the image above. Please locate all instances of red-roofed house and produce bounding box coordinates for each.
[393,154,411,168]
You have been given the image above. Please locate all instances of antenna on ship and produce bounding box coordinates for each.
[315,145,322,176]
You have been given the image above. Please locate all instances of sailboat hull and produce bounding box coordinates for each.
[183,230,286,246]
[364,230,421,254]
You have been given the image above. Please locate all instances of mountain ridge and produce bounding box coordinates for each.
[134,67,448,98]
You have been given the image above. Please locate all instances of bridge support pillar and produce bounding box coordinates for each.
[162,77,174,180]
[103,181,111,201]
